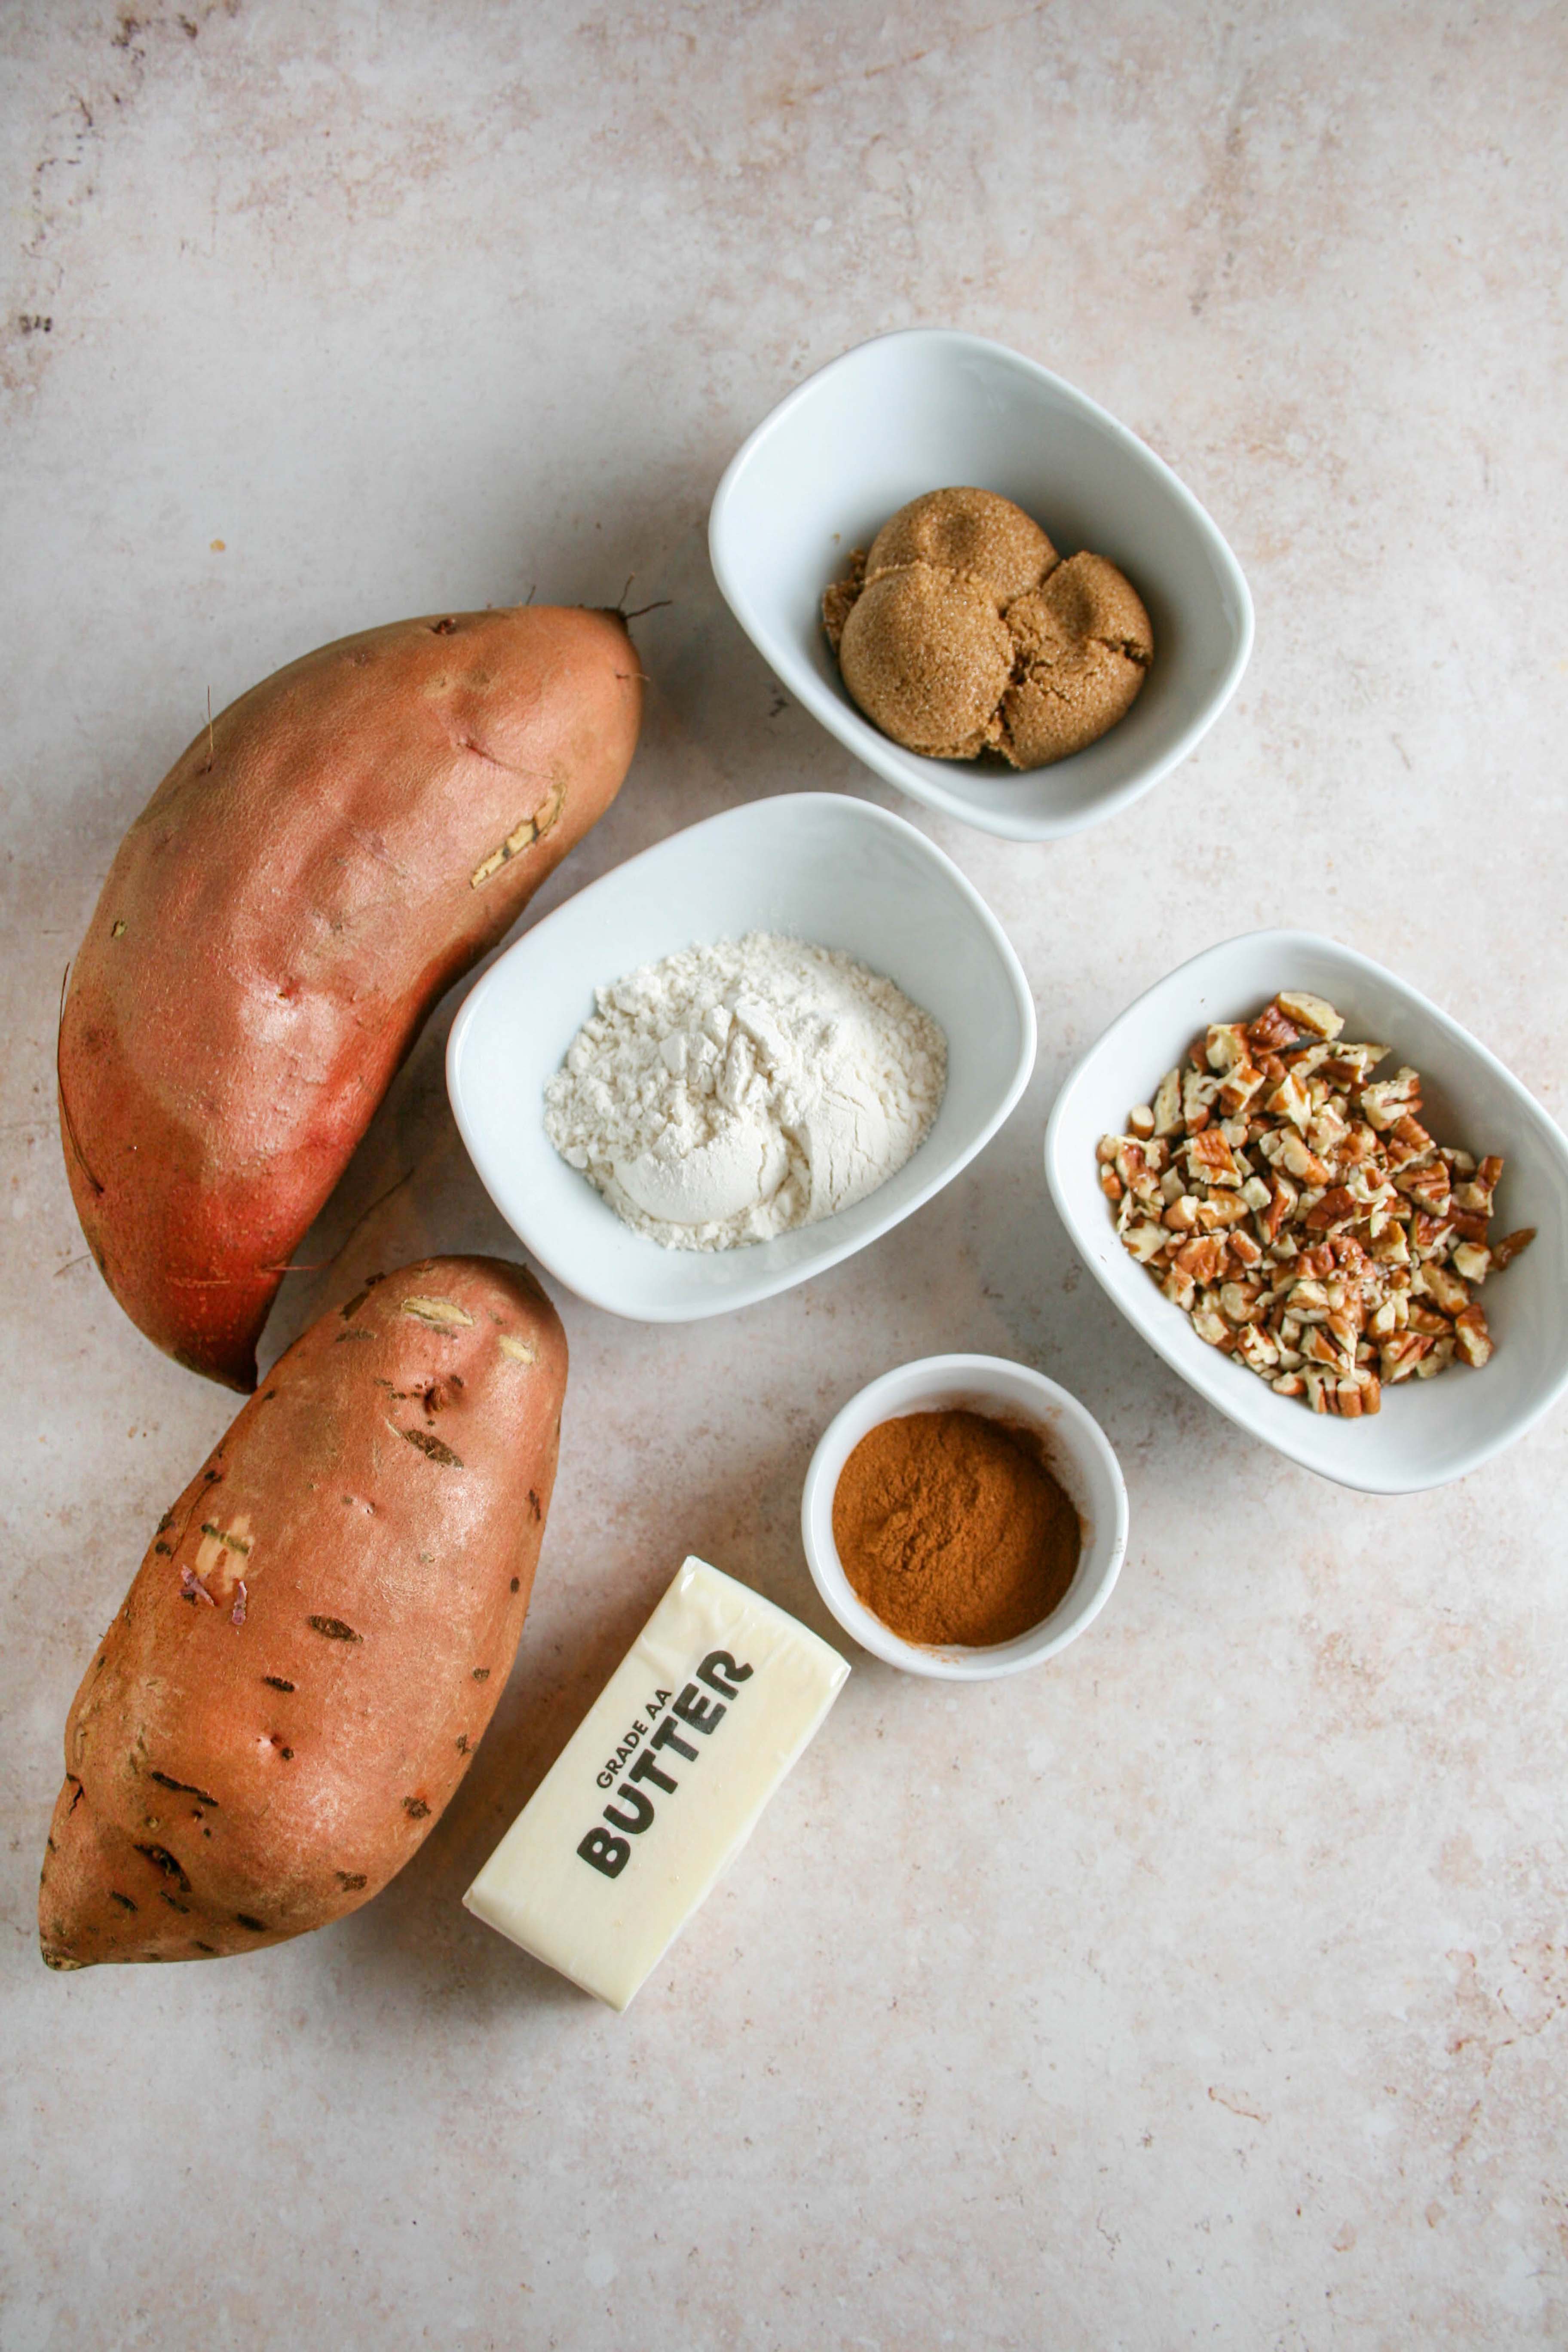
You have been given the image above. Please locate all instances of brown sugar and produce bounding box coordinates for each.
[866,486,1056,603]
[832,1408,1081,1648]
[822,487,1152,771]
[1001,551,1153,766]
[838,564,1014,760]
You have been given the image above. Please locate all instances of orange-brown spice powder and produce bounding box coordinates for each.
[832,1408,1081,1648]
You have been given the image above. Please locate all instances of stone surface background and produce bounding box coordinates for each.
[3,5,1566,2346]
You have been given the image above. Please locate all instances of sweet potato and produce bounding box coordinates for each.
[59,604,641,1390]
[39,1256,566,1969]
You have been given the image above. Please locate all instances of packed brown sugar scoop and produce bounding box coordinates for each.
[822,487,1152,767]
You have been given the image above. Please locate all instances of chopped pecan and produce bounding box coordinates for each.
[1265,1070,1312,1131]
[1235,1323,1280,1373]
[1195,1192,1253,1231]
[1152,1068,1183,1137]
[1161,1265,1196,1312]
[1219,1061,1267,1117]
[1307,1100,1351,1158]
[1417,1260,1470,1317]
[1369,1222,1411,1266]
[1260,1174,1297,1243]
[1387,1112,1436,1158]
[1182,1066,1220,1132]
[1304,1186,1359,1233]
[1278,1131,1331,1184]
[1185,1128,1242,1187]
[1204,1023,1252,1073]
[1101,991,1521,1414]
[1395,1162,1452,1218]
[1379,1332,1432,1383]
[1277,991,1344,1040]
[1173,1236,1225,1286]
[1190,1303,1232,1349]
[1408,1210,1455,1259]
[1453,1303,1492,1368]
[1360,1069,1422,1130]
[1247,1001,1303,1052]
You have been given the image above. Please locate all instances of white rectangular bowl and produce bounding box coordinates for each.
[1043,930,1568,1493]
[709,328,1253,844]
[447,794,1036,1323]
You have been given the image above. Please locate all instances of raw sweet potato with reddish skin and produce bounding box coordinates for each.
[39,1256,566,1969]
[59,604,641,1390]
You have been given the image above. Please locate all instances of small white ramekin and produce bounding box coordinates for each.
[800,1354,1128,1680]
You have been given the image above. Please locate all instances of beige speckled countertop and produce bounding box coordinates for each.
[4,6,1567,2347]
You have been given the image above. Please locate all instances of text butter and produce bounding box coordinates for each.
[463,1557,849,2011]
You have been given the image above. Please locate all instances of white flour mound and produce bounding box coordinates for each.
[544,933,947,1251]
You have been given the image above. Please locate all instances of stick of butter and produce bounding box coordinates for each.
[464,1556,849,2011]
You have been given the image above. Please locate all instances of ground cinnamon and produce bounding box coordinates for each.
[832,1408,1080,1648]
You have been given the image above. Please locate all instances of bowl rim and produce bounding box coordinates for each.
[446,792,1039,1323]
[1043,925,1568,1494]
[708,325,1256,844]
[799,1351,1130,1680]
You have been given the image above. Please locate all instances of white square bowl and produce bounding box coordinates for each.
[1043,930,1568,1494]
[709,328,1253,844]
[447,793,1036,1323]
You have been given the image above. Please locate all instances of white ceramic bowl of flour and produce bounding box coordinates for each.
[447,794,1036,1322]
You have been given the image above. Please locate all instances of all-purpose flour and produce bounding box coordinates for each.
[544,934,947,1251]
